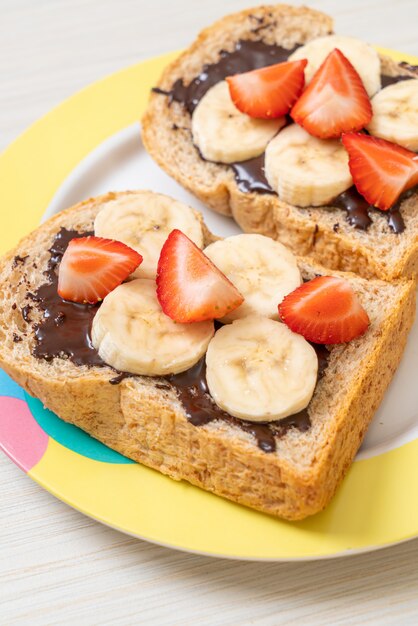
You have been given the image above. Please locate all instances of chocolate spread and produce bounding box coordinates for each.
[381,74,415,89]
[231,154,275,195]
[29,228,330,453]
[220,160,406,235]
[29,229,105,367]
[333,187,406,234]
[167,345,328,453]
[156,40,298,114]
[155,39,418,233]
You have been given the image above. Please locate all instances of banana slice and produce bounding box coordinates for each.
[289,35,381,97]
[204,234,301,322]
[206,316,318,422]
[366,80,418,151]
[264,124,352,207]
[94,191,204,279]
[191,81,285,164]
[91,279,214,376]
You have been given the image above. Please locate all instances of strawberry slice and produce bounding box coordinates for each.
[58,236,142,304]
[156,229,244,323]
[226,59,307,119]
[291,48,372,139]
[342,132,418,211]
[278,276,369,344]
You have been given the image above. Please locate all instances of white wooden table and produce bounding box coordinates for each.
[1,1,418,624]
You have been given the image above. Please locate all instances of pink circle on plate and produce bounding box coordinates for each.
[0,397,49,472]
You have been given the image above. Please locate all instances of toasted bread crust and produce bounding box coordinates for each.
[0,192,415,520]
[142,5,418,281]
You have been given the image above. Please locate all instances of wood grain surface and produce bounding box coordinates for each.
[1,1,418,624]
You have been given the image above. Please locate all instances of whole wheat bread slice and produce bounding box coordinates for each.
[0,191,415,520]
[142,4,418,282]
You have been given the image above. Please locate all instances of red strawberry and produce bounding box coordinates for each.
[342,132,418,211]
[291,48,372,139]
[278,276,369,344]
[58,236,142,304]
[156,229,244,323]
[226,59,307,119]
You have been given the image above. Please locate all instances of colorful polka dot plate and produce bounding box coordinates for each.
[1,49,418,560]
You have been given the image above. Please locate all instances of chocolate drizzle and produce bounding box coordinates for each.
[167,343,329,453]
[387,205,407,233]
[226,163,406,234]
[333,187,373,230]
[28,228,330,453]
[387,187,417,233]
[109,371,133,385]
[231,154,275,195]
[30,229,105,366]
[333,186,407,234]
[381,74,415,88]
[164,40,298,114]
[222,166,406,234]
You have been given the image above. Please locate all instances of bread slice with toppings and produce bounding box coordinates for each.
[142,4,418,281]
[0,191,414,520]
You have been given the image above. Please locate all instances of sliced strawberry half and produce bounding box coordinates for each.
[226,59,307,119]
[291,48,372,139]
[58,236,142,304]
[156,229,244,323]
[278,276,369,344]
[342,132,418,211]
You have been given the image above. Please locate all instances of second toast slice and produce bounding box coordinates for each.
[142,4,418,281]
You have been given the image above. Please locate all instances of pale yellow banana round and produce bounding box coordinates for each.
[289,35,381,97]
[206,316,318,422]
[264,124,352,207]
[191,81,285,164]
[204,234,301,322]
[94,191,203,279]
[367,80,418,151]
[91,279,214,376]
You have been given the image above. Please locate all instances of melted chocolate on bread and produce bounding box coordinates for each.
[29,229,105,366]
[28,228,330,453]
[155,40,298,114]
